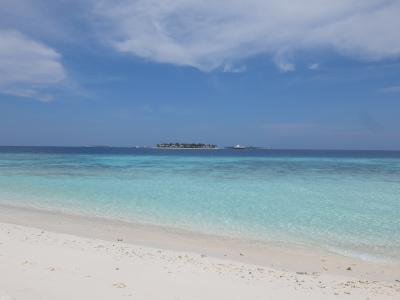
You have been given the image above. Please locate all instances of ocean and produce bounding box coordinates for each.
[0,146,399,262]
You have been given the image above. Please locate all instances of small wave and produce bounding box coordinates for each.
[326,246,398,263]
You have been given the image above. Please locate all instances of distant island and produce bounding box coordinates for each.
[156,143,217,149]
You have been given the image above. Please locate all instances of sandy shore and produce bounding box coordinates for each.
[0,204,399,299]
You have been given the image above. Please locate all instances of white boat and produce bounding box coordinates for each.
[233,144,245,149]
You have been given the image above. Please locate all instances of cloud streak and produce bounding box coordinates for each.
[93,0,400,71]
[261,122,316,135]
[378,85,400,93]
[0,30,66,101]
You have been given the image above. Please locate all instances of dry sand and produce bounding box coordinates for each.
[0,204,399,300]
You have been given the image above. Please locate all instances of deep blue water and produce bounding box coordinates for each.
[0,147,399,261]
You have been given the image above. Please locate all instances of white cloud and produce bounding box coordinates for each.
[93,0,400,71]
[0,30,66,101]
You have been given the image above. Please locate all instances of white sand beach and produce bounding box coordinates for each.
[0,205,399,300]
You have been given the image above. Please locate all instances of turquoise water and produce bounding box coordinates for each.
[0,147,399,262]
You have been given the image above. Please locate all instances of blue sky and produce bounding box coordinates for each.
[0,0,399,149]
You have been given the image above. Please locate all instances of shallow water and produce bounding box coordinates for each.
[0,147,399,261]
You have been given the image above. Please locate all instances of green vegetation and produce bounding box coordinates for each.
[156,143,217,149]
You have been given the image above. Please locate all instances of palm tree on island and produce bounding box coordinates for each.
[156,143,217,149]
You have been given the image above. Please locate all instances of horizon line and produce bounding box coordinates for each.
[0,145,399,152]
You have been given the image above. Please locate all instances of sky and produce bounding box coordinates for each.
[0,0,400,149]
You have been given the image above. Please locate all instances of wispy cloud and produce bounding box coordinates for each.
[93,0,400,71]
[261,122,316,134]
[1,0,400,85]
[0,30,66,101]
[308,63,320,70]
[378,85,400,93]
[274,50,295,72]
[223,63,247,73]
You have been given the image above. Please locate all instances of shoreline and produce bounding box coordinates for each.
[1,203,399,299]
[0,203,399,283]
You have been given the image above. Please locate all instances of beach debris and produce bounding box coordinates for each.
[296,271,307,275]
[395,279,400,283]
[346,266,352,271]
[115,267,119,271]
[48,267,56,271]
[239,253,244,256]
[113,282,127,288]
[117,238,124,242]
